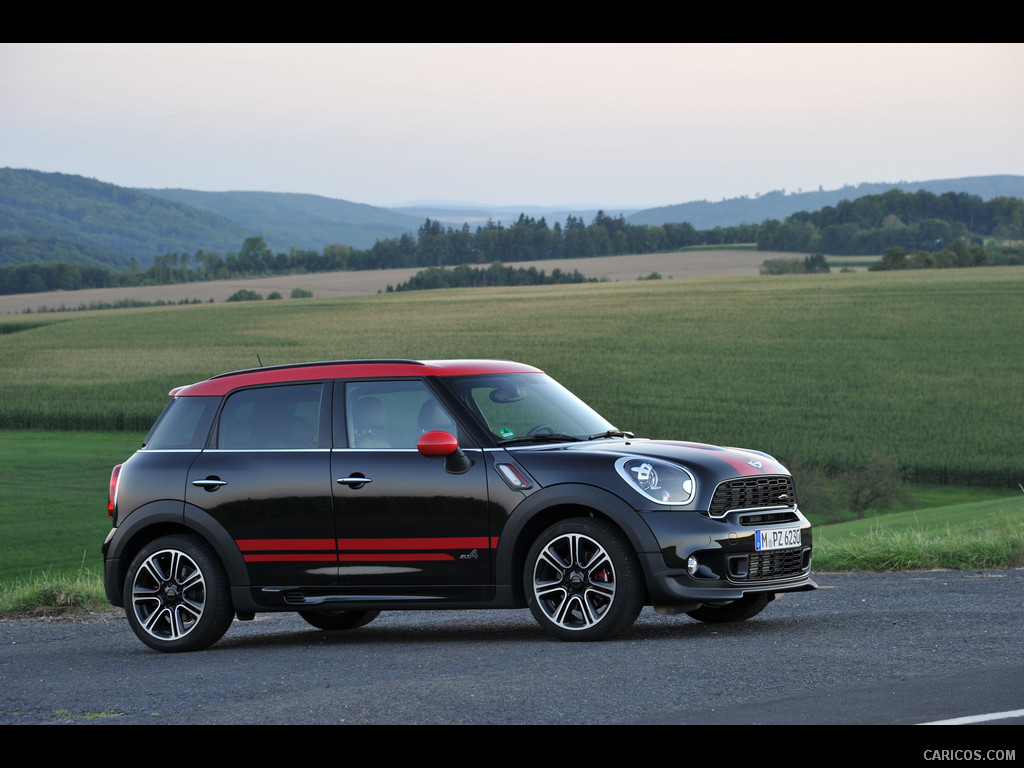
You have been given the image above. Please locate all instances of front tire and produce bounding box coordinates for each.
[299,610,381,631]
[685,592,773,623]
[123,534,234,652]
[525,517,643,641]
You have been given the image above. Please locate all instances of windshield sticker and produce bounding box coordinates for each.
[499,427,515,438]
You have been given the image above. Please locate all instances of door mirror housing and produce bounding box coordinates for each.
[417,430,472,474]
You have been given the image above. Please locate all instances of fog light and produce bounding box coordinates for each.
[687,555,699,575]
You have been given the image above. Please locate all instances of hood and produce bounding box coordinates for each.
[580,439,790,478]
[508,438,791,507]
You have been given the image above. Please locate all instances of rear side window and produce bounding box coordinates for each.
[217,383,328,450]
[144,396,219,450]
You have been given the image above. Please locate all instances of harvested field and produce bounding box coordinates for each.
[0,250,782,314]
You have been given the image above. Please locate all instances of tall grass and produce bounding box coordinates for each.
[813,496,1024,571]
[816,523,1024,571]
[0,564,111,615]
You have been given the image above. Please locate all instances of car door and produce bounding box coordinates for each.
[185,381,337,587]
[330,379,492,597]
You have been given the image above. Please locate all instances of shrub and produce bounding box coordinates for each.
[760,258,804,275]
[226,289,262,302]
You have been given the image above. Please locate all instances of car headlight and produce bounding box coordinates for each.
[615,457,696,506]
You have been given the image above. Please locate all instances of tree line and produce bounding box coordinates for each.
[387,262,599,292]
[0,212,754,295]
[2,189,1023,296]
[756,189,1024,254]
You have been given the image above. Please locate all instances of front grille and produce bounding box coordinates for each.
[708,475,796,517]
[744,548,809,580]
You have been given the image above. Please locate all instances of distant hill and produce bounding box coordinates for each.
[627,176,1024,229]
[2,167,1021,271]
[0,168,254,269]
[140,188,423,253]
[0,169,422,269]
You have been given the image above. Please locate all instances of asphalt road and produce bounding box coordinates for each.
[2,571,1022,730]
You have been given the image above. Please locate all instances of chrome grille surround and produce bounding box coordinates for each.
[707,475,797,519]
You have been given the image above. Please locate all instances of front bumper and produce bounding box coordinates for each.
[637,506,815,606]
[640,550,816,607]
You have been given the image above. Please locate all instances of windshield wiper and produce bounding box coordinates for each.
[498,433,582,445]
[588,430,634,440]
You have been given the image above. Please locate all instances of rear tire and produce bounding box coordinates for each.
[525,517,643,641]
[685,592,773,623]
[124,534,234,652]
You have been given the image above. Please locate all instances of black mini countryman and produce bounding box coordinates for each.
[103,359,815,651]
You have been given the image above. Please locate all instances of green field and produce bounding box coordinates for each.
[1,265,1022,583]
[0,431,144,582]
[812,494,1024,571]
[3,266,1021,482]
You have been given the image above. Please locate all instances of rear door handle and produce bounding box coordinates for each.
[192,477,228,490]
[336,476,372,488]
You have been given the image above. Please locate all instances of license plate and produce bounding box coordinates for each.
[755,526,802,551]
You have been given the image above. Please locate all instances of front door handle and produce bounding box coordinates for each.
[336,476,372,488]
[192,477,228,491]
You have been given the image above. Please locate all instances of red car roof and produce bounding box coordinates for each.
[170,359,543,397]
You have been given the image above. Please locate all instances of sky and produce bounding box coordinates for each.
[2,43,1022,209]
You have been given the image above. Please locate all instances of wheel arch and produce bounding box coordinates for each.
[496,483,659,607]
[104,500,249,608]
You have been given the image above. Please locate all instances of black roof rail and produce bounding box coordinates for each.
[209,359,425,380]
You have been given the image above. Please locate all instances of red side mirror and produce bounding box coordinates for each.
[417,430,459,457]
[417,431,471,474]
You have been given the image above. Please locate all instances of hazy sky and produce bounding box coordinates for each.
[3,43,1022,208]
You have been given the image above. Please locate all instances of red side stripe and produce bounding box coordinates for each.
[339,553,454,561]
[243,554,338,562]
[236,539,336,551]
[337,537,491,550]
[235,536,495,564]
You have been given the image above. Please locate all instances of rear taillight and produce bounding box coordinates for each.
[108,464,122,520]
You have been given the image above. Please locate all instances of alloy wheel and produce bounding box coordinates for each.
[532,532,617,631]
[130,547,208,642]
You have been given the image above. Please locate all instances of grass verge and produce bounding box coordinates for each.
[813,496,1024,571]
[0,564,113,616]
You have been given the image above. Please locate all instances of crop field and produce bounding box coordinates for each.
[2,265,1021,480]
[1,264,1022,580]
[0,249,772,314]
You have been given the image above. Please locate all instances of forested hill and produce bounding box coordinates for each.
[0,169,422,269]
[3,168,1023,277]
[4,187,1023,296]
[138,188,424,254]
[0,168,251,268]
[627,176,1024,229]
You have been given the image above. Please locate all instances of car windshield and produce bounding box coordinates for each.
[443,373,620,443]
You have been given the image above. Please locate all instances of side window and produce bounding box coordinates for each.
[217,383,327,449]
[342,380,457,449]
[144,396,219,450]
